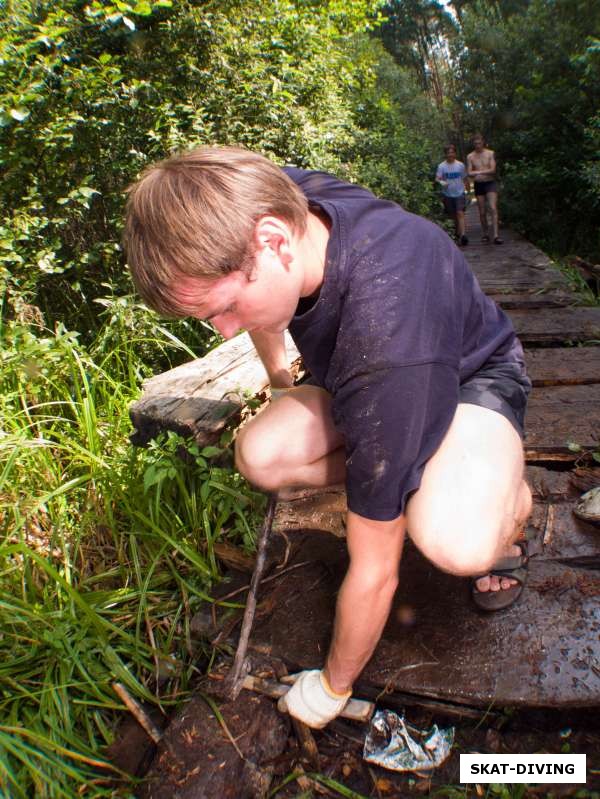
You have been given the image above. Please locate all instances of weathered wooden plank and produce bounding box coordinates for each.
[476,267,566,294]
[250,531,600,708]
[129,331,300,445]
[508,307,600,345]
[489,290,577,309]
[525,347,600,386]
[525,383,600,460]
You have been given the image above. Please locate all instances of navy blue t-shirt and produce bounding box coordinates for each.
[284,168,517,522]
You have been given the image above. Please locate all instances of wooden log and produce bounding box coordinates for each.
[129,331,299,446]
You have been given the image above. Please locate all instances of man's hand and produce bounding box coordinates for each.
[277,669,351,729]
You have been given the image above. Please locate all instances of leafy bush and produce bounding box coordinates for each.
[0,309,265,796]
[1,0,444,336]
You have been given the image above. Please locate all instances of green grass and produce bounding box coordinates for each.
[0,301,265,796]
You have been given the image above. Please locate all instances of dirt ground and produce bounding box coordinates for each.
[108,665,600,798]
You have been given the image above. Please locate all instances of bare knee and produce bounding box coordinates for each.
[413,518,502,576]
[235,421,283,491]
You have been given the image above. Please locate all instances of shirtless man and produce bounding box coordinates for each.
[467,134,502,244]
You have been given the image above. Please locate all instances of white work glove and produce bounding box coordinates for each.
[277,669,351,729]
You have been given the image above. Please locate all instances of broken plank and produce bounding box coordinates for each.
[250,531,600,709]
[529,500,600,561]
[525,347,600,386]
[526,465,582,501]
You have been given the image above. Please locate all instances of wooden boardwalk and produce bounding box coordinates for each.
[130,204,600,709]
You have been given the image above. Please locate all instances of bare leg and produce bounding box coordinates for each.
[456,210,466,239]
[239,391,531,598]
[476,194,488,239]
[406,403,530,592]
[487,192,501,241]
[235,385,345,491]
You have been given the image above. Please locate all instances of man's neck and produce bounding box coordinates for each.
[297,209,330,298]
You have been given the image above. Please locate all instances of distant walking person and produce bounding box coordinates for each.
[436,144,469,246]
[467,134,502,244]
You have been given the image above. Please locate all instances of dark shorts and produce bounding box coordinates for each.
[474,180,498,196]
[459,352,531,438]
[443,195,466,215]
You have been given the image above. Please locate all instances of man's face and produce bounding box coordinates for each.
[473,137,484,152]
[446,147,456,162]
[175,247,302,340]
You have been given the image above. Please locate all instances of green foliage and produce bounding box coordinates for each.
[1,0,445,336]
[451,0,600,259]
[346,36,445,214]
[0,310,264,796]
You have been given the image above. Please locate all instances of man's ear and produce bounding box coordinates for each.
[254,216,294,267]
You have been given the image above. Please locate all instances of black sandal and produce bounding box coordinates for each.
[494,237,503,245]
[471,526,543,612]
[481,235,490,243]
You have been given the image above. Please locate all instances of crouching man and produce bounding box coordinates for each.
[124,146,534,729]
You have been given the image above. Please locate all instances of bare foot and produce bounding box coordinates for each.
[474,543,522,593]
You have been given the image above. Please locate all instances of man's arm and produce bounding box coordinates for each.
[323,511,405,692]
[279,510,405,727]
[467,153,482,178]
[250,330,294,389]
[462,162,471,192]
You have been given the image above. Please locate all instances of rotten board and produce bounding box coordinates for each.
[525,347,600,386]
[508,307,600,345]
[129,331,299,446]
[249,531,600,708]
[525,383,600,460]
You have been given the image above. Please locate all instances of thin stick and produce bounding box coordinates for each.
[224,493,277,699]
[217,558,312,602]
[112,682,163,745]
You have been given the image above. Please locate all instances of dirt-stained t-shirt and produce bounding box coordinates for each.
[284,167,518,522]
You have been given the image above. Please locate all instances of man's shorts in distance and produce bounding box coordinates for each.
[474,180,498,196]
[443,194,466,215]
[459,355,531,438]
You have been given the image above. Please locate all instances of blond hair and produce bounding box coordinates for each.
[124,146,309,317]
